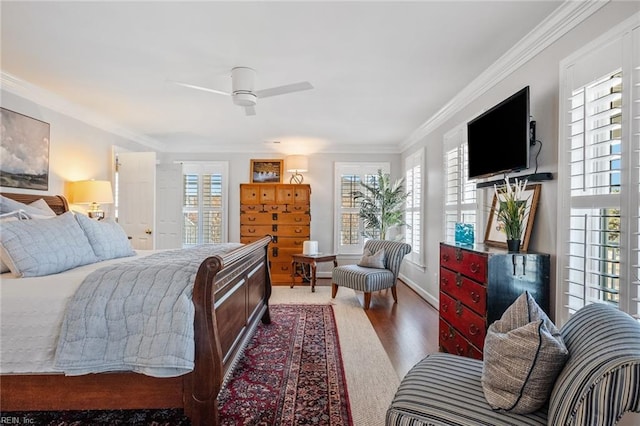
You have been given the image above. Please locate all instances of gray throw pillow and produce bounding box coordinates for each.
[0,211,99,277]
[358,248,385,268]
[481,291,568,414]
[75,213,135,261]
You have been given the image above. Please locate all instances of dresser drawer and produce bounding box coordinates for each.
[274,236,306,249]
[274,225,309,237]
[439,267,487,315]
[287,204,309,213]
[263,204,288,212]
[440,244,487,282]
[240,225,274,237]
[240,204,263,213]
[439,319,483,360]
[439,291,486,350]
[277,213,310,225]
[241,213,275,225]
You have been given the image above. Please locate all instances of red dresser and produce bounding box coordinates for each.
[439,242,550,360]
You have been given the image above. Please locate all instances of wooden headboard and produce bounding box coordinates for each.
[1,193,69,216]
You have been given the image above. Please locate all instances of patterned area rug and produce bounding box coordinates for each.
[1,304,352,425]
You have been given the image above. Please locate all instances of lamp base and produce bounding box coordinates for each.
[290,173,304,184]
[88,210,105,220]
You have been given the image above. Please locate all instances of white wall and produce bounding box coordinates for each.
[0,90,149,215]
[399,1,640,317]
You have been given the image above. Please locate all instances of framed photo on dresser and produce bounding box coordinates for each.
[250,159,283,183]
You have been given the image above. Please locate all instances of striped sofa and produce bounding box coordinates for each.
[386,302,640,426]
[332,239,411,310]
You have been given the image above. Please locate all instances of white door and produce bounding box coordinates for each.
[118,152,156,250]
[156,163,183,249]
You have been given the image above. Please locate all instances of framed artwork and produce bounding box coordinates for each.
[484,183,541,251]
[0,108,50,191]
[250,159,283,183]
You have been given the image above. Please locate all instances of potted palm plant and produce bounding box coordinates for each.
[494,177,530,252]
[353,169,409,241]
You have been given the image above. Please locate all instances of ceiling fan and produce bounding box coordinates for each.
[173,67,313,116]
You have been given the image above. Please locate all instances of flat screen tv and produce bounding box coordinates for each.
[467,86,530,180]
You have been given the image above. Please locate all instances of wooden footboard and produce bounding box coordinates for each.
[0,191,272,426]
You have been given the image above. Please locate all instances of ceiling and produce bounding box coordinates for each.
[0,1,563,154]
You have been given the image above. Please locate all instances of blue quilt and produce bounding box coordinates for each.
[54,243,242,377]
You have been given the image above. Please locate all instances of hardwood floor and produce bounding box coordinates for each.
[315,277,439,379]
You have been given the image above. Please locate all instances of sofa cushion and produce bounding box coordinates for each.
[482,291,568,414]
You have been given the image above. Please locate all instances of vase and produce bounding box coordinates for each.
[506,239,521,252]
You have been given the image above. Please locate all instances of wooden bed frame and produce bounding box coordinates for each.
[0,193,273,425]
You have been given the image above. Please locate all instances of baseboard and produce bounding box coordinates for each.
[398,273,438,310]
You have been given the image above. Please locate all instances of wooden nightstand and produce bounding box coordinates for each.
[290,253,337,292]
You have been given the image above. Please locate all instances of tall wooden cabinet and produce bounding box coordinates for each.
[439,242,550,360]
[240,184,311,284]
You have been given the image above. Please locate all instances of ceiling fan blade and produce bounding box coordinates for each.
[171,81,231,96]
[255,81,313,99]
[245,105,256,116]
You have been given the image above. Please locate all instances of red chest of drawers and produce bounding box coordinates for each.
[439,242,550,360]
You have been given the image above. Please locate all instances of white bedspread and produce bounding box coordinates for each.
[0,251,155,374]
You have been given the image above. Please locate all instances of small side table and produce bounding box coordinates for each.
[291,253,338,292]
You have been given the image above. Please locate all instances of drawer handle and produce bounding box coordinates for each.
[294,241,302,245]
[455,248,463,261]
[271,206,279,210]
[455,344,465,355]
[295,229,302,233]
[441,276,449,287]
[448,326,455,339]
[469,323,479,336]
[441,303,449,313]
[470,291,480,303]
[248,217,256,221]
[470,262,480,273]
[442,253,450,262]
[455,301,463,317]
[295,217,302,222]
[248,228,256,233]
[455,273,463,288]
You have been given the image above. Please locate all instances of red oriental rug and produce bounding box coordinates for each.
[218,304,353,425]
[1,304,353,425]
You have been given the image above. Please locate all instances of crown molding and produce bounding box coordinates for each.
[1,71,165,151]
[399,0,609,152]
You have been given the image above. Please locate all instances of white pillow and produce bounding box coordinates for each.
[75,213,135,261]
[357,248,386,269]
[0,211,99,277]
[0,195,54,218]
[0,210,31,272]
[28,198,57,217]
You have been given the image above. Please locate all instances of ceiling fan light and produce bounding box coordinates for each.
[233,92,257,107]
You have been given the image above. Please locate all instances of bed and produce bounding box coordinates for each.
[0,192,273,426]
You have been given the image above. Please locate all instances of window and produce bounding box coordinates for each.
[443,126,478,243]
[558,17,639,323]
[405,149,423,265]
[182,162,228,246]
[334,162,390,255]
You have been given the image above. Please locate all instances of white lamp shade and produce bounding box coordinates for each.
[70,180,114,204]
[286,155,309,173]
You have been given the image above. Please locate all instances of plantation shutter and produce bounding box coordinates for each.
[182,162,228,246]
[405,149,423,265]
[565,71,622,314]
[558,18,639,323]
[443,126,478,243]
